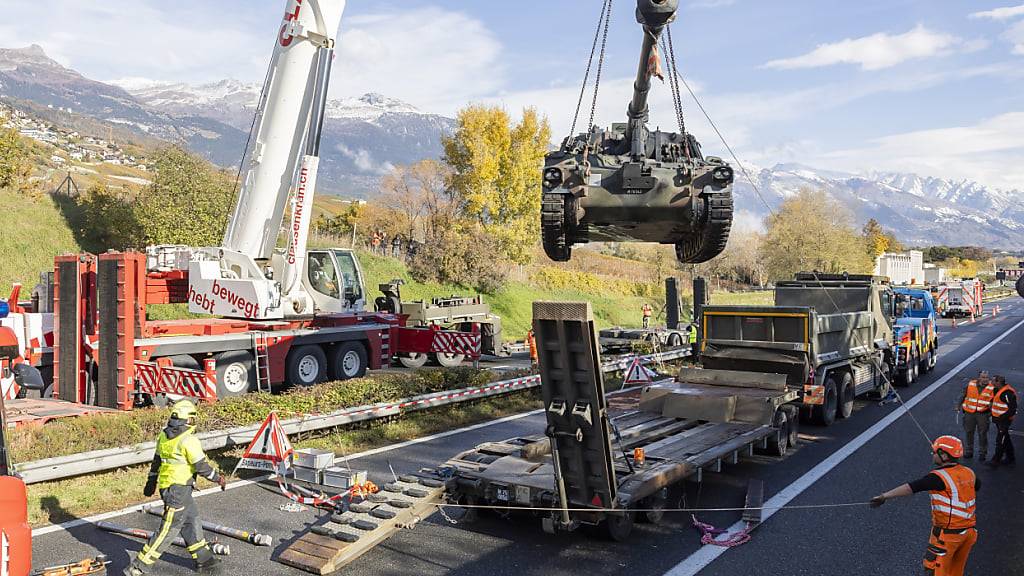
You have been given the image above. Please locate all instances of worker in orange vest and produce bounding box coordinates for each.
[987,375,1016,468]
[641,303,653,329]
[958,372,996,460]
[871,435,979,576]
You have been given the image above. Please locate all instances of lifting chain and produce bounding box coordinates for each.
[568,0,614,141]
[663,25,691,160]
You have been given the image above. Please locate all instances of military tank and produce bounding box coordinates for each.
[541,0,735,264]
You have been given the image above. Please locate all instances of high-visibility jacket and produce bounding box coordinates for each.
[688,326,698,344]
[962,379,996,413]
[992,384,1017,418]
[156,428,211,490]
[929,465,976,529]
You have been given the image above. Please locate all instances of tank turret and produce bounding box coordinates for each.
[541,0,735,264]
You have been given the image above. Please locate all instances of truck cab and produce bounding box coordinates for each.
[300,249,367,314]
[892,288,938,386]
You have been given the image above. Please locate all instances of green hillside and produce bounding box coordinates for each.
[356,251,664,340]
[0,188,81,296]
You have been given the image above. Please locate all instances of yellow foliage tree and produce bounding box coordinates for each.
[443,105,551,265]
[761,189,873,281]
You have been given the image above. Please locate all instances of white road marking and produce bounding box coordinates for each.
[663,316,1024,576]
[32,408,544,537]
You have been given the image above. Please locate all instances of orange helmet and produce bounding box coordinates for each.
[932,435,963,459]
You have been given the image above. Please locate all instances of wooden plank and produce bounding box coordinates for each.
[278,549,332,576]
[743,479,765,524]
[289,538,342,559]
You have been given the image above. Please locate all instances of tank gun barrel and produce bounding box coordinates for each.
[624,0,678,157]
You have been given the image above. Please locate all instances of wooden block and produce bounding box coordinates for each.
[677,367,788,391]
[638,384,678,413]
[742,479,765,524]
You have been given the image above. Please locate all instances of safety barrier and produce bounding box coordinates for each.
[15,347,691,484]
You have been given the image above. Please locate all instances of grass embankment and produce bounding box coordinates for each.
[356,251,667,340]
[0,187,81,295]
[27,392,542,528]
[708,290,774,306]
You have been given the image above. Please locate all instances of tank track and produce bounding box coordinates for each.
[674,185,733,264]
[542,193,572,262]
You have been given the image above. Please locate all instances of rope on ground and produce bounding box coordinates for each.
[692,515,751,547]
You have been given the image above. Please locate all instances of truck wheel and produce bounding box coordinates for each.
[813,377,838,426]
[329,342,367,381]
[667,333,683,348]
[637,487,669,524]
[909,350,920,383]
[766,408,790,456]
[837,372,854,419]
[896,353,914,388]
[921,348,936,373]
[876,362,893,397]
[603,510,635,542]
[215,350,256,398]
[398,353,429,369]
[286,345,327,387]
[433,352,465,368]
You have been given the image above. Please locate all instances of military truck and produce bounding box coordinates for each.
[700,273,896,426]
[892,287,939,387]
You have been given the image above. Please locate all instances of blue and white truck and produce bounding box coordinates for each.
[892,287,939,387]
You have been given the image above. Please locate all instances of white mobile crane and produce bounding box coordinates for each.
[188,0,350,320]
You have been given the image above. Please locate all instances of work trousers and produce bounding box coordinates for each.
[923,526,976,576]
[130,484,213,572]
[992,417,1015,464]
[961,411,990,457]
[642,316,650,329]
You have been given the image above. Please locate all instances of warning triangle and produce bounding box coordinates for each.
[234,412,294,475]
[623,356,658,385]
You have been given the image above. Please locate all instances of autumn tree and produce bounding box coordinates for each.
[442,105,551,265]
[761,189,873,280]
[379,159,455,241]
[78,183,142,250]
[134,146,234,246]
[0,128,31,190]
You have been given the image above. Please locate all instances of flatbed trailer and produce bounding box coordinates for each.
[427,301,797,541]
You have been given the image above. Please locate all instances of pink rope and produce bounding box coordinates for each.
[692,515,752,547]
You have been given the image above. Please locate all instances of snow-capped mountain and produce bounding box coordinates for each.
[118,79,455,196]
[734,163,1024,249]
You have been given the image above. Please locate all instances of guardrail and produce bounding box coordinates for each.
[17,348,690,484]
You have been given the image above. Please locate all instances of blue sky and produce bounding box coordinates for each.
[3,0,1024,190]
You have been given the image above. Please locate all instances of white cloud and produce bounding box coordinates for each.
[1005,20,1024,54]
[970,4,1024,20]
[819,112,1024,191]
[332,8,504,116]
[765,25,964,71]
[336,144,395,175]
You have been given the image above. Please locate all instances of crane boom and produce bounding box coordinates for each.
[188,0,345,319]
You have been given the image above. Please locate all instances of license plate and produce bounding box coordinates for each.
[516,485,531,504]
[495,487,510,501]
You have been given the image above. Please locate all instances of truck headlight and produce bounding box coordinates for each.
[543,168,563,189]
[712,166,734,183]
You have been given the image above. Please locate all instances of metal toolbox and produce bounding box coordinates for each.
[293,448,335,470]
[292,466,322,484]
[322,467,367,490]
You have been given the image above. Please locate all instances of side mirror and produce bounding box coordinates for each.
[13,362,45,391]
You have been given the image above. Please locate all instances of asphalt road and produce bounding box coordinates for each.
[32,300,1022,576]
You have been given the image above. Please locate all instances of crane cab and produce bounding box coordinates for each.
[300,248,367,314]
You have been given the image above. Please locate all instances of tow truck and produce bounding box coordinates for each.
[0,0,490,416]
[892,287,939,387]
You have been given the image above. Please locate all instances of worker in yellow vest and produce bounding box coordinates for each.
[641,303,653,329]
[124,400,226,576]
[871,435,979,576]
[987,375,1016,468]
[958,373,995,460]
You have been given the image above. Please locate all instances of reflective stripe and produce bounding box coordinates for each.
[962,381,995,412]
[187,540,208,552]
[930,494,975,507]
[138,506,179,563]
[992,385,1016,417]
[931,505,974,519]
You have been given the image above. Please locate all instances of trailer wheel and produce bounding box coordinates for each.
[638,487,669,524]
[837,372,854,419]
[812,376,838,426]
[286,345,327,387]
[398,353,429,369]
[766,409,790,456]
[214,350,256,398]
[603,510,635,542]
[329,342,367,381]
[667,333,683,348]
[783,405,800,448]
[433,352,465,368]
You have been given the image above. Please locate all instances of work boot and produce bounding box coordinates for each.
[195,556,222,573]
[122,565,146,576]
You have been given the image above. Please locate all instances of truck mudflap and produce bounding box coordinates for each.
[802,384,825,405]
[134,358,218,401]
